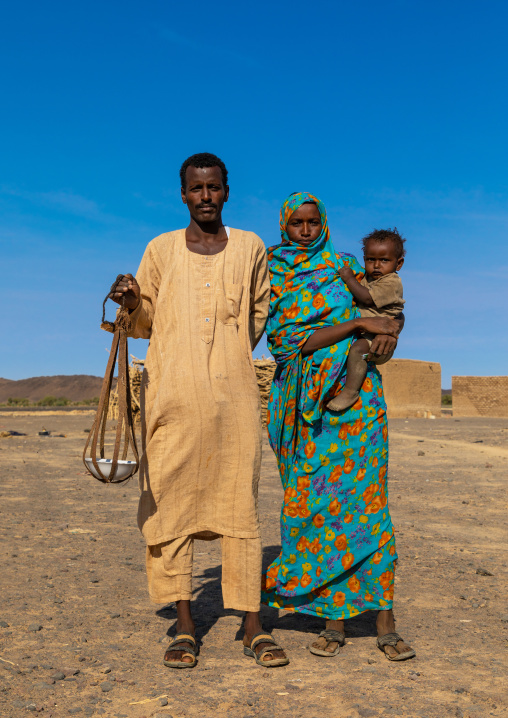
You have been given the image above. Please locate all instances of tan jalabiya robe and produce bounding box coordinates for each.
[127,228,270,547]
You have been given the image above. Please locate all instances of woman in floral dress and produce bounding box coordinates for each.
[261,192,415,661]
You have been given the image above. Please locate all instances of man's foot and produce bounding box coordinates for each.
[327,390,359,412]
[163,632,197,668]
[243,611,288,666]
[164,601,196,666]
[164,624,196,665]
[376,609,415,661]
[310,619,345,656]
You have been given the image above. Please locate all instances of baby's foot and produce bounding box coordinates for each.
[327,390,359,412]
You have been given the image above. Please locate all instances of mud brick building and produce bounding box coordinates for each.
[452,376,508,417]
[254,358,442,421]
[378,359,442,418]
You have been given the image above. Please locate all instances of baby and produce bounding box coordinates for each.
[327,228,406,412]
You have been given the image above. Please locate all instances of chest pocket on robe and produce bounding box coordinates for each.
[217,284,244,325]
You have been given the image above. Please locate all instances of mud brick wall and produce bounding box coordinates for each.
[452,376,508,417]
[378,359,442,418]
[254,358,441,421]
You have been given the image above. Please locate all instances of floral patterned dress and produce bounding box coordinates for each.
[261,192,396,620]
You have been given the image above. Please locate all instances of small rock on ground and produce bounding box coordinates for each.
[50,671,65,681]
[476,567,493,576]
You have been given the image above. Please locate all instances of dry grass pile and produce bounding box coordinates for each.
[107,357,277,424]
[107,356,144,422]
[253,359,276,423]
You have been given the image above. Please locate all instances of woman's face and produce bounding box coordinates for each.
[286,202,322,246]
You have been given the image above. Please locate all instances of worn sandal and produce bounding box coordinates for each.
[243,632,289,667]
[377,632,416,661]
[309,629,345,657]
[163,633,198,669]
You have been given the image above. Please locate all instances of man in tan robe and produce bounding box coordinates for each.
[110,153,287,668]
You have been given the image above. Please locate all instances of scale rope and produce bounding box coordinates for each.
[82,276,140,483]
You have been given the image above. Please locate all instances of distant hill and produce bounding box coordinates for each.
[0,375,108,403]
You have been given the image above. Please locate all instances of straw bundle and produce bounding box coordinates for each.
[107,356,144,422]
[253,360,276,425]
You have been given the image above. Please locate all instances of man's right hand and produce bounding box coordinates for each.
[109,274,141,310]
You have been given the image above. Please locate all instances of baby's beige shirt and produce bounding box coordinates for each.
[358,272,405,318]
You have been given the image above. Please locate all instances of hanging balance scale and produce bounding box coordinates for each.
[82,277,139,483]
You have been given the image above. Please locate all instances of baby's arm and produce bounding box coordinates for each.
[338,266,375,306]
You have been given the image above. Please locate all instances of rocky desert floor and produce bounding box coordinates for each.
[0,412,506,718]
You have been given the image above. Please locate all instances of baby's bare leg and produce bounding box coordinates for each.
[327,338,370,412]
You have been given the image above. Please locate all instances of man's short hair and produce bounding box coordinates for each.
[361,227,406,259]
[180,153,228,190]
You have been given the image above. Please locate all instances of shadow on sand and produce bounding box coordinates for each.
[156,544,379,649]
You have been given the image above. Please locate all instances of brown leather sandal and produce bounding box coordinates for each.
[309,628,345,657]
[163,633,197,669]
[377,632,416,661]
[243,632,289,667]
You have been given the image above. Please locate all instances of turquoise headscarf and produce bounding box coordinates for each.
[279,191,331,252]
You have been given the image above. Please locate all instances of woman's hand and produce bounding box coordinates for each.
[359,316,400,337]
[368,334,397,358]
[109,274,141,310]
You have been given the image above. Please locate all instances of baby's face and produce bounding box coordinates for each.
[363,240,403,280]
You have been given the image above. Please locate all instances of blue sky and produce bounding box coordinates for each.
[2,0,507,387]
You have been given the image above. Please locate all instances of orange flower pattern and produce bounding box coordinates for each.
[261,192,397,619]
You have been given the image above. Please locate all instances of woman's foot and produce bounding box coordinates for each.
[243,611,288,666]
[310,619,345,656]
[376,609,415,660]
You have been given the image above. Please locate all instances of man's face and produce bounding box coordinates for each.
[363,240,404,279]
[286,202,322,246]
[181,165,229,223]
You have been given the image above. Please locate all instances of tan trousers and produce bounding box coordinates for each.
[146,533,262,612]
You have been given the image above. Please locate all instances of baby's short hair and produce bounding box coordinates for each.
[361,228,406,259]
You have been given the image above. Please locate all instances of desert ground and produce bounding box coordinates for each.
[0,412,506,718]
